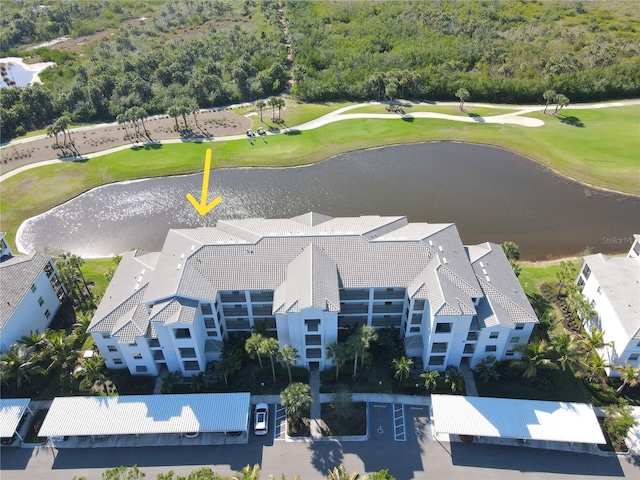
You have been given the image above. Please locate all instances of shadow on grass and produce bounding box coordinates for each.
[401,115,414,122]
[132,142,163,151]
[469,113,485,123]
[559,115,585,127]
[284,129,301,135]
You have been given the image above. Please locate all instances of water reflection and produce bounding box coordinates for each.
[17,143,640,260]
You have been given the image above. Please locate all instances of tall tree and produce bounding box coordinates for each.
[0,345,45,390]
[455,87,470,111]
[555,94,570,113]
[232,464,260,480]
[444,367,465,392]
[280,382,312,422]
[167,105,181,131]
[327,465,361,480]
[268,96,278,120]
[245,333,265,369]
[78,355,109,392]
[543,90,556,114]
[261,336,280,383]
[419,369,440,392]
[326,341,349,381]
[614,362,640,394]
[392,356,413,388]
[359,325,378,369]
[278,344,300,383]
[514,340,558,380]
[256,99,266,122]
[501,241,520,261]
[581,326,611,353]
[551,331,583,373]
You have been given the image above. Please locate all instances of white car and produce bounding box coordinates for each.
[254,403,269,436]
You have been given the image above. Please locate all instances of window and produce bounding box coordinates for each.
[577,277,585,288]
[306,348,322,359]
[183,361,200,371]
[136,366,148,373]
[409,327,420,333]
[466,332,478,341]
[428,355,445,366]
[510,337,520,344]
[31,284,37,293]
[37,296,44,307]
[204,318,216,329]
[107,345,117,352]
[411,314,422,325]
[506,350,514,356]
[201,304,213,316]
[114,358,123,365]
[435,323,452,333]
[432,342,448,353]
[44,309,51,319]
[133,353,143,360]
[44,262,54,277]
[305,335,321,346]
[414,299,425,311]
[174,328,191,339]
[597,286,602,295]
[485,345,497,352]
[148,339,160,348]
[629,354,639,361]
[102,332,111,339]
[634,242,640,257]
[305,319,320,332]
[515,323,524,330]
[489,331,499,339]
[129,341,137,347]
[179,348,196,358]
[463,344,475,354]
[582,264,591,280]
[207,330,218,337]
[637,341,640,348]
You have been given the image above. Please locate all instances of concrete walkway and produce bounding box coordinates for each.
[308,363,323,439]
[459,363,479,396]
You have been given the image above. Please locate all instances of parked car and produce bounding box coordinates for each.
[254,403,269,436]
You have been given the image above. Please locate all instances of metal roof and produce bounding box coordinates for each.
[38,393,250,437]
[0,398,30,437]
[431,395,606,444]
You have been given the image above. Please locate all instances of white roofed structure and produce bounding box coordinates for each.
[431,395,606,445]
[38,393,250,438]
[0,398,32,440]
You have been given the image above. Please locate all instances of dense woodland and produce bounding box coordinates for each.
[1,0,639,141]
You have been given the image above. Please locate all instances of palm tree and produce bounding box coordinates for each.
[326,341,349,381]
[614,362,640,394]
[275,97,285,121]
[501,241,520,261]
[18,330,48,357]
[280,382,312,422]
[278,345,300,383]
[581,326,611,353]
[44,330,80,376]
[261,337,280,383]
[215,351,241,389]
[392,356,413,388]
[551,331,583,373]
[514,340,558,380]
[161,371,180,394]
[78,355,108,392]
[268,96,278,121]
[167,105,181,131]
[347,333,365,378]
[117,112,131,139]
[0,345,45,390]
[327,465,361,480]
[455,87,470,111]
[419,369,440,392]
[543,89,556,114]
[256,100,266,122]
[474,356,500,383]
[369,71,385,100]
[233,464,260,480]
[245,333,265,369]
[444,367,465,392]
[555,94,570,113]
[46,122,60,146]
[585,352,607,383]
[72,312,92,348]
[136,106,149,135]
[190,372,207,393]
[359,325,378,369]
[56,115,71,146]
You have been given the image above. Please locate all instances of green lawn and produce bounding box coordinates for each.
[2,102,638,249]
[80,257,118,299]
[345,104,516,117]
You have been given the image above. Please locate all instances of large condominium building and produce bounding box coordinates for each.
[576,235,640,376]
[0,233,66,353]
[88,213,538,377]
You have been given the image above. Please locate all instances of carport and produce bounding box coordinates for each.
[431,395,605,446]
[0,398,32,442]
[38,393,250,440]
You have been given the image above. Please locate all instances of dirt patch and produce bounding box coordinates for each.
[0,110,252,175]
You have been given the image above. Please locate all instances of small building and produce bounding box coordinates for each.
[0,234,65,353]
[576,235,640,376]
[88,213,537,376]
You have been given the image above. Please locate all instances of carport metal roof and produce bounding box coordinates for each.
[38,393,250,437]
[431,395,606,444]
[0,398,31,438]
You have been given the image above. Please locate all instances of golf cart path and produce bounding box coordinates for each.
[2,99,639,183]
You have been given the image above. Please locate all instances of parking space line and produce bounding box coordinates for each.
[274,404,287,440]
[393,403,406,441]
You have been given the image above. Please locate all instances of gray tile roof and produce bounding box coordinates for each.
[583,253,640,340]
[91,214,537,339]
[273,244,340,314]
[0,252,52,329]
[470,243,538,327]
[150,297,198,326]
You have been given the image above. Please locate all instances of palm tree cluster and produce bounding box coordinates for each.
[54,251,93,309]
[0,321,103,396]
[554,260,596,332]
[244,333,299,384]
[267,96,286,123]
[368,70,421,102]
[542,90,571,114]
[116,106,150,142]
[326,325,378,380]
[46,115,78,156]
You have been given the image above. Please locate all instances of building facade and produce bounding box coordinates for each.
[577,235,640,376]
[88,213,538,377]
[0,234,65,353]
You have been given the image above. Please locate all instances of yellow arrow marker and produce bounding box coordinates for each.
[186,149,222,216]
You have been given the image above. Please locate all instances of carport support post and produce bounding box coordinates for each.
[429,416,434,443]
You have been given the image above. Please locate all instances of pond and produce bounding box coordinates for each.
[16,142,640,260]
[0,57,54,88]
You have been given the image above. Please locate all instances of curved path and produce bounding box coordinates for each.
[2,99,639,183]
